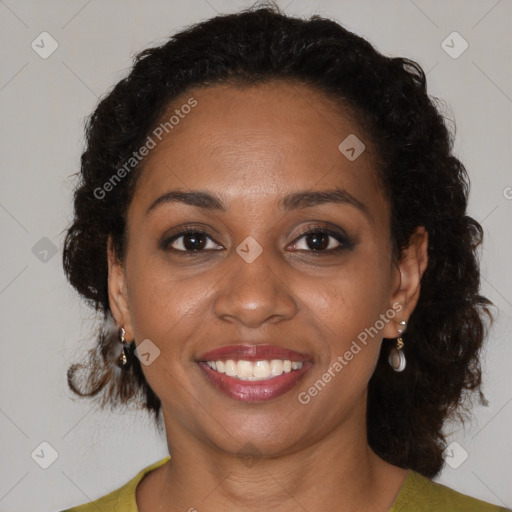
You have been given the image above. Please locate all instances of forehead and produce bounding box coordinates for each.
[129,80,387,219]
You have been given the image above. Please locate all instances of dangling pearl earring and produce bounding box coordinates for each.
[388,320,407,372]
[118,327,129,368]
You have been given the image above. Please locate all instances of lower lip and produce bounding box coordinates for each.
[198,361,313,402]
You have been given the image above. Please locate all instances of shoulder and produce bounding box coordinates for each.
[60,456,171,512]
[391,470,510,512]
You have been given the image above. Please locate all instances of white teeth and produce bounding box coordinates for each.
[270,359,283,376]
[224,359,236,377]
[204,359,304,380]
[253,360,270,378]
[236,360,253,378]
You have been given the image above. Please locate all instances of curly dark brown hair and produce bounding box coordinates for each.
[62,4,492,478]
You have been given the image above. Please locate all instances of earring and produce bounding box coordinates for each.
[389,320,407,372]
[118,327,129,368]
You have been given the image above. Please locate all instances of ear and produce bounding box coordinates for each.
[382,226,429,338]
[107,235,134,342]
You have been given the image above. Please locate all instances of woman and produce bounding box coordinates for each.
[61,5,509,511]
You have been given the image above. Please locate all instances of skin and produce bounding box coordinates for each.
[108,80,428,511]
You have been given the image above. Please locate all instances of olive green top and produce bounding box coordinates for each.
[62,456,510,511]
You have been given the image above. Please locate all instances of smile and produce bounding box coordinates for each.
[197,345,313,402]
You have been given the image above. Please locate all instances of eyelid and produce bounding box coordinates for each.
[293,222,348,239]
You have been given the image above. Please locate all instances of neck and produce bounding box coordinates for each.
[138,408,407,512]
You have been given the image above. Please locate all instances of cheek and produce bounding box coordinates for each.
[301,254,392,331]
[124,262,209,405]
[125,253,206,350]
[300,252,393,385]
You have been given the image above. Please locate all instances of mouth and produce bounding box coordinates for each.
[197,344,313,402]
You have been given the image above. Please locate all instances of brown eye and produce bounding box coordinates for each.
[303,232,331,251]
[290,228,351,254]
[163,230,222,252]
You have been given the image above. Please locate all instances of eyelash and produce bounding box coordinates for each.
[161,223,352,256]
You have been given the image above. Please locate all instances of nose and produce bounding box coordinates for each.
[213,246,298,329]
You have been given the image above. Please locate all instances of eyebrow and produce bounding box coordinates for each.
[145,187,369,216]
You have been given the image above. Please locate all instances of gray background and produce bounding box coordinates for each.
[0,0,511,510]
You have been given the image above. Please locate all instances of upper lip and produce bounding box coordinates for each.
[197,344,312,362]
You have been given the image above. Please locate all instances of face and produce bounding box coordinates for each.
[108,80,427,457]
